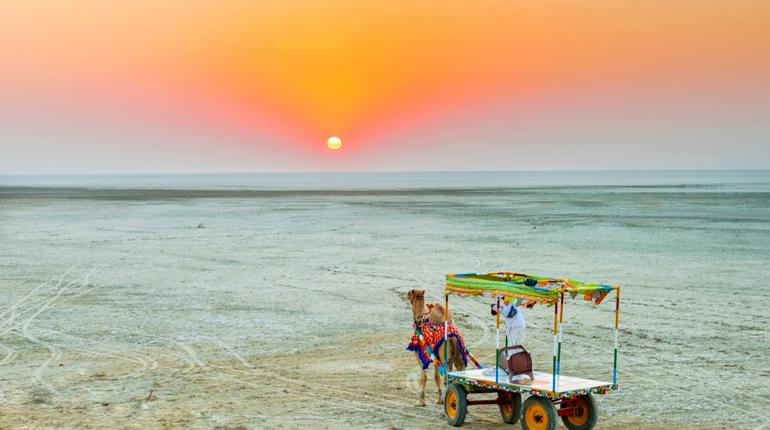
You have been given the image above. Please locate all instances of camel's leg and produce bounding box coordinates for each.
[414,352,427,406]
[452,338,466,371]
[446,340,455,372]
[434,366,443,404]
[434,344,445,404]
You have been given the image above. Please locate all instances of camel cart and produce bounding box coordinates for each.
[439,272,620,430]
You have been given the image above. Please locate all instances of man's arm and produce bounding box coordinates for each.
[501,302,517,318]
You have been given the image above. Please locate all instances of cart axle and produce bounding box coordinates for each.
[466,399,501,406]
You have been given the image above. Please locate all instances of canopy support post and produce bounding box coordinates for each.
[444,294,448,386]
[557,292,564,388]
[613,287,620,384]
[552,296,559,392]
[495,296,501,384]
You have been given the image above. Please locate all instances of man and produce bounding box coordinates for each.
[491,297,535,346]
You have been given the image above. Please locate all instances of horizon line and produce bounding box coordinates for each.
[2,168,770,177]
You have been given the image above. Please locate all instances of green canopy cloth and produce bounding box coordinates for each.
[445,272,618,305]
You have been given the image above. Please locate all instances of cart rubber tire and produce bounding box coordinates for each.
[444,383,468,427]
[521,395,558,430]
[498,391,521,424]
[561,394,598,430]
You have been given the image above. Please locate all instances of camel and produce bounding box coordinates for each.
[407,289,466,406]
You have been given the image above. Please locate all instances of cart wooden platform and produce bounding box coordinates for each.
[448,368,617,400]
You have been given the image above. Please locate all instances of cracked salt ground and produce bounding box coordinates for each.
[0,176,769,429]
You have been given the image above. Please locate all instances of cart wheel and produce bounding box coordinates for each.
[498,391,521,424]
[444,383,467,427]
[561,394,598,430]
[521,396,557,430]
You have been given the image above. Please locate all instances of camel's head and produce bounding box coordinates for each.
[407,289,426,319]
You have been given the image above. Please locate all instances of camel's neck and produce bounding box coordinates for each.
[411,299,426,321]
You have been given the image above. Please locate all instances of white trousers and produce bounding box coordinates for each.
[506,326,525,346]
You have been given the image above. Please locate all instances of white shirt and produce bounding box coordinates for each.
[498,301,526,329]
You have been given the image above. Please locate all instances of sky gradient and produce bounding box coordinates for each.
[1,0,769,174]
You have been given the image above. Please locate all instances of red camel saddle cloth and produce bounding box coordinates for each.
[406,321,468,370]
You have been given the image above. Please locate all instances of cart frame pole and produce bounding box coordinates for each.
[613,287,620,384]
[557,292,564,385]
[444,294,449,386]
[465,348,483,369]
[495,296,501,384]
[552,296,559,392]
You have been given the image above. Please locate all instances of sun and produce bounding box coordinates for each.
[326,136,342,150]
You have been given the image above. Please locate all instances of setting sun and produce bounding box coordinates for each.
[327,136,342,150]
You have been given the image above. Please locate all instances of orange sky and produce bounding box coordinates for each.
[1,0,769,172]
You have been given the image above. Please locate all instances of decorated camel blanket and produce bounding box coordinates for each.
[406,321,468,370]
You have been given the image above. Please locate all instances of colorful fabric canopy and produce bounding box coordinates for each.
[445,272,618,305]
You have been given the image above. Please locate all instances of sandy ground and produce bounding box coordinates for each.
[0,334,745,430]
[1,182,769,429]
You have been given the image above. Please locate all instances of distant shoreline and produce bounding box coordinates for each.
[2,184,770,201]
[1,170,769,191]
